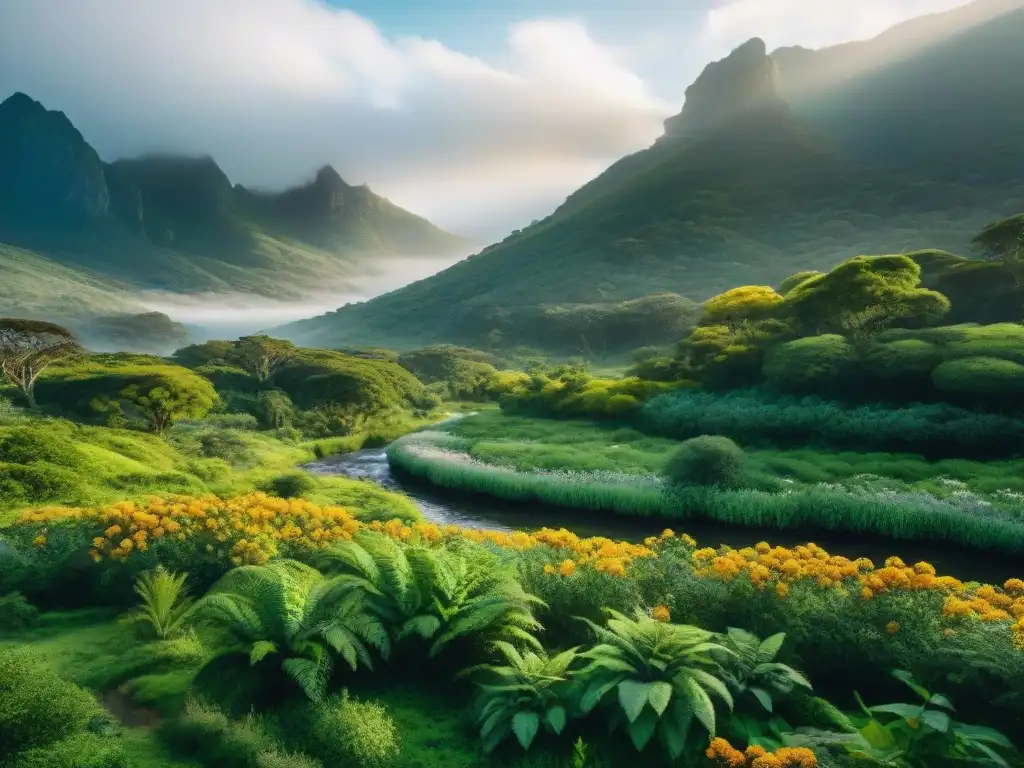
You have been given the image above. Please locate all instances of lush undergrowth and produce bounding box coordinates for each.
[639,389,1024,460]
[3,495,1023,766]
[0,411,422,527]
[387,413,1024,555]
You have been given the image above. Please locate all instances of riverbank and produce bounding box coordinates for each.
[374,413,1024,580]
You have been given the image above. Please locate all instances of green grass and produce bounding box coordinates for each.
[0,413,422,526]
[389,412,1024,554]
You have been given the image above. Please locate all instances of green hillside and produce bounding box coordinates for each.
[0,94,470,316]
[280,3,1024,351]
[0,243,143,321]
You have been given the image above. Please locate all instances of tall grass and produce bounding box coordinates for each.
[389,431,1024,555]
[387,433,668,515]
[640,389,1024,459]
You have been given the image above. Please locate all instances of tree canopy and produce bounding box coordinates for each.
[702,285,784,328]
[0,318,78,406]
[972,213,1024,287]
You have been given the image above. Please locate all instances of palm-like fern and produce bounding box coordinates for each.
[191,559,389,702]
[319,533,545,657]
[717,628,811,714]
[123,565,195,640]
[574,608,735,760]
[466,642,579,753]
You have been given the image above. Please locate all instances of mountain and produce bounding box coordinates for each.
[0,92,470,319]
[281,1,1024,352]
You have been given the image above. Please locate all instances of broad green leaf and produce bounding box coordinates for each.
[750,686,774,713]
[648,681,673,716]
[920,709,950,733]
[928,693,955,711]
[892,669,930,700]
[971,741,1011,768]
[626,708,660,752]
[580,676,622,714]
[860,719,897,749]
[679,675,716,735]
[658,714,689,760]
[618,680,653,723]
[870,703,926,720]
[512,711,540,751]
[544,705,567,735]
[953,723,1015,748]
[757,632,786,663]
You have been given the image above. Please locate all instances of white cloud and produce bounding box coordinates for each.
[0,0,673,237]
[701,0,972,51]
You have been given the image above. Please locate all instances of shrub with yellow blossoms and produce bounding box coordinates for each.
[705,738,817,767]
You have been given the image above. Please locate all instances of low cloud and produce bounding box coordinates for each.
[0,0,672,238]
[702,0,973,51]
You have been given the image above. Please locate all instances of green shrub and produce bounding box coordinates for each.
[303,694,400,767]
[861,338,942,380]
[663,435,746,488]
[256,390,296,429]
[0,427,84,467]
[0,592,39,630]
[932,356,1024,399]
[0,462,80,503]
[0,647,102,761]
[254,752,323,768]
[763,334,858,394]
[9,732,128,768]
[261,471,317,499]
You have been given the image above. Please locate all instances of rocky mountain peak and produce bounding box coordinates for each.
[0,92,109,223]
[663,37,788,140]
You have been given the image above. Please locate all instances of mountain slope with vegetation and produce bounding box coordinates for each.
[281,2,1024,351]
[0,92,470,314]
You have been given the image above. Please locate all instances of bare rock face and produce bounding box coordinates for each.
[663,38,788,140]
[0,92,110,224]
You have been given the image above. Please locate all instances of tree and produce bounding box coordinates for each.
[120,373,217,433]
[972,214,1024,288]
[783,255,950,341]
[233,335,297,382]
[0,319,78,407]
[703,286,784,329]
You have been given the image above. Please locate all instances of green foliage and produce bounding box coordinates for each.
[467,643,578,753]
[676,320,793,389]
[503,373,678,420]
[318,532,545,659]
[788,670,1018,767]
[123,566,195,640]
[932,356,1024,400]
[663,436,746,488]
[778,271,824,296]
[781,255,950,340]
[0,318,79,407]
[255,390,296,429]
[9,732,129,768]
[261,471,317,499]
[574,609,734,760]
[0,647,102,761]
[302,693,401,767]
[120,374,218,433]
[0,591,39,630]
[192,559,389,702]
[763,335,858,394]
[641,389,1024,459]
[703,286,785,328]
[717,629,811,716]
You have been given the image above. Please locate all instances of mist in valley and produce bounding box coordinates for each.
[137,252,467,344]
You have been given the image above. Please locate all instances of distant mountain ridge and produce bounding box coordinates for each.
[280,0,1024,351]
[0,91,470,321]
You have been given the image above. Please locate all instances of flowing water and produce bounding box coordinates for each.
[304,446,1020,584]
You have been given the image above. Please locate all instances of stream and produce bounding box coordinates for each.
[304,446,1021,585]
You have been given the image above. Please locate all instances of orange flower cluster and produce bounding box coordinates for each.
[18,494,361,565]
[692,541,1024,648]
[706,738,817,768]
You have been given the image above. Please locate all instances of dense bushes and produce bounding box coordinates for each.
[763,335,858,395]
[640,389,1024,459]
[34,355,217,430]
[301,694,400,767]
[502,373,681,420]
[663,436,746,488]
[0,648,104,762]
[932,356,1024,399]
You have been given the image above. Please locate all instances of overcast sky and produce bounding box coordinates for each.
[0,0,974,240]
